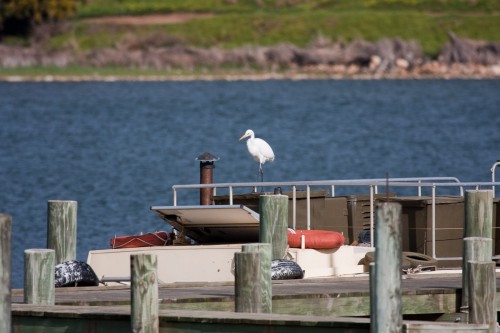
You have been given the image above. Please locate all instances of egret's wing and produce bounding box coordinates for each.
[254,138,275,162]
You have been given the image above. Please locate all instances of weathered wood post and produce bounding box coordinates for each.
[131,254,159,333]
[464,190,493,238]
[234,251,262,313]
[24,249,55,305]
[47,200,77,264]
[461,190,493,315]
[241,243,272,313]
[259,194,288,259]
[0,214,12,333]
[370,202,402,333]
[468,261,496,333]
[461,237,492,314]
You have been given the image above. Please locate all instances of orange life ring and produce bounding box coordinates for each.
[288,230,345,249]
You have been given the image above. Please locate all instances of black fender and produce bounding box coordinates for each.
[271,259,304,280]
[55,260,100,287]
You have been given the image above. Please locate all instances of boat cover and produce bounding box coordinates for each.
[150,205,259,244]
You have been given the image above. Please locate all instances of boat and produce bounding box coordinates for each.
[86,161,500,285]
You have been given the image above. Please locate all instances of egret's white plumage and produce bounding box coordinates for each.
[239,129,274,181]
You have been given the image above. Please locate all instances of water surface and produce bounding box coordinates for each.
[1,79,499,288]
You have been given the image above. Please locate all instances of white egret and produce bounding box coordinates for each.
[239,129,275,182]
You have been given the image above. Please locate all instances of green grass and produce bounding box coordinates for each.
[0,65,183,77]
[62,7,500,56]
[77,0,500,17]
[0,64,285,79]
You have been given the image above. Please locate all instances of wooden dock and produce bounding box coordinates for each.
[11,272,498,332]
[5,191,499,332]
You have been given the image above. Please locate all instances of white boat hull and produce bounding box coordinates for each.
[87,244,373,285]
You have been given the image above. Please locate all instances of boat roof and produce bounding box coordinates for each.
[150,205,260,243]
[151,205,259,227]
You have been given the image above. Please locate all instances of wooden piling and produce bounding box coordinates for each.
[371,202,402,333]
[242,243,272,313]
[461,190,493,318]
[234,251,262,313]
[259,194,288,259]
[47,200,77,264]
[0,214,12,333]
[467,261,496,333]
[131,254,159,333]
[464,190,493,238]
[24,249,55,305]
[461,237,492,314]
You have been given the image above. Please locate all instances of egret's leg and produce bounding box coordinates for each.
[259,164,264,182]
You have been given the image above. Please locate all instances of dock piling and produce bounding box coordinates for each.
[461,237,492,314]
[464,190,493,239]
[131,254,159,333]
[461,190,494,316]
[47,200,77,264]
[467,261,496,333]
[259,194,288,259]
[0,214,12,333]
[24,249,55,305]
[234,251,262,313]
[241,243,272,313]
[370,202,403,333]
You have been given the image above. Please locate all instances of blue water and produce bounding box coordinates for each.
[1,79,499,288]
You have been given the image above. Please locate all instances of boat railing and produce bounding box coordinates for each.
[171,178,500,262]
[491,160,500,198]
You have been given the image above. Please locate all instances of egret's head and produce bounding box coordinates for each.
[239,129,254,141]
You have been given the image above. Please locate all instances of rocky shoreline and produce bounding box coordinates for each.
[1,33,499,81]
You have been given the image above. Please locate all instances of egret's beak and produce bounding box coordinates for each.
[239,133,247,141]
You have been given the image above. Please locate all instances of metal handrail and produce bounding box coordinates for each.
[172,177,463,205]
[170,177,500,262]
[492,161,500,198]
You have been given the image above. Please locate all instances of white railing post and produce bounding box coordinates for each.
[370,185,375,246]
[306,185,311,230]
[491,162,499,198]
[432,185,436,259]
[292,186,297,229]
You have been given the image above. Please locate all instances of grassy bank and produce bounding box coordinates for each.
[62,0,500,57]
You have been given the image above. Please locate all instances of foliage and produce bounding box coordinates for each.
[6,0,77,23]
[1,0,83,36]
